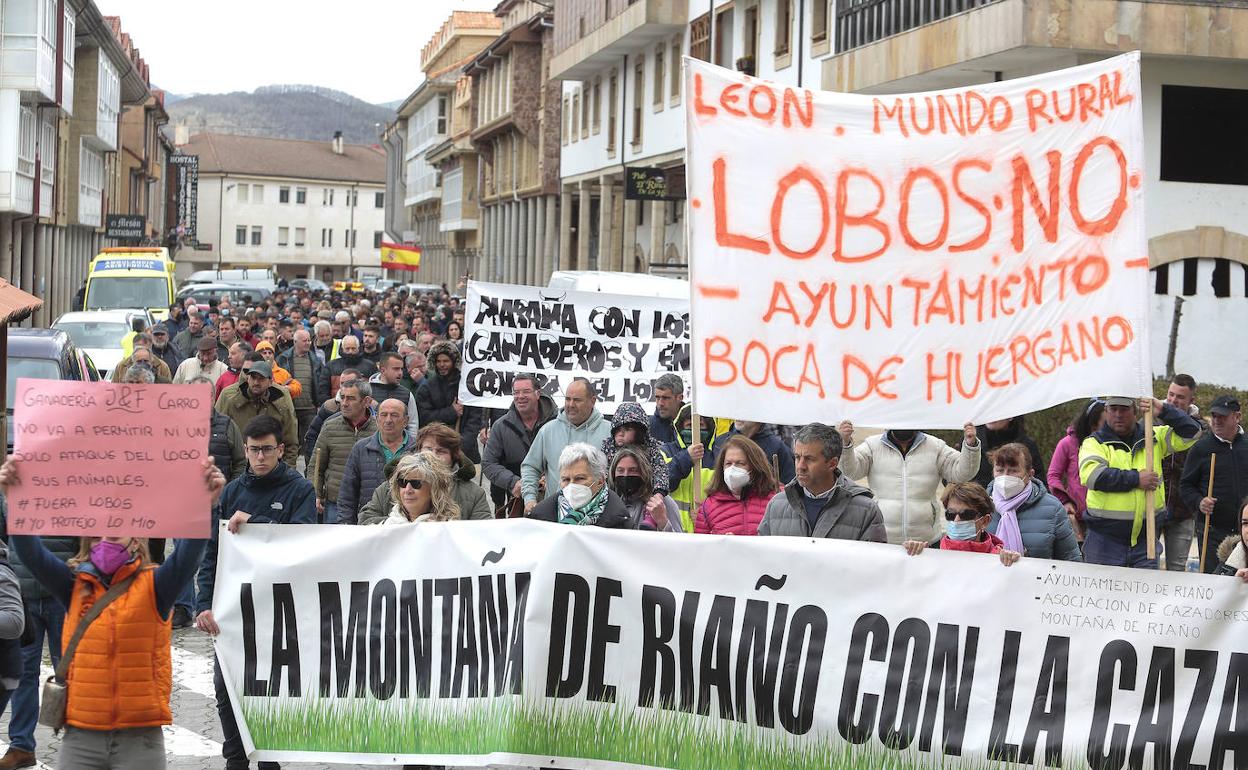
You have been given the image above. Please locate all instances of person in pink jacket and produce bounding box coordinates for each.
[695,435,781,535]
[1047,398,1105,542]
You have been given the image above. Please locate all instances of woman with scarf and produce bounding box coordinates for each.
[1215,499,1248,580]
[528,443,629,528]
[608,447,682,531]
[985,443,1082,561]
[695,435,780,535]
[373,452,461,525]
[902,482,1022,566]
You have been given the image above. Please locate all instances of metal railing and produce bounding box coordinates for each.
[836,0,1005,52]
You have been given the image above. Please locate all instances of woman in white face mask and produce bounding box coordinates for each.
[985,443,1083,562]
[694,436,781,535]
[527,443,630,528]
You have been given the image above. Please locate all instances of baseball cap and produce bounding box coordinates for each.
[151,324,168,335]
[247,361,274,378]
[1103,396,1136,408]
[1211,395,1241,416]
[196,337,217,352]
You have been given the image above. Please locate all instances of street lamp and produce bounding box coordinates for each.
[217,179,235,272]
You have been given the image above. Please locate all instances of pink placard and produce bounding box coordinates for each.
[8,378,214,538]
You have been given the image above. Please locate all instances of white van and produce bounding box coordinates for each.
[181,268,276,290]
[546,271,689,299]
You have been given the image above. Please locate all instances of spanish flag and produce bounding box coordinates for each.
[380,242,421,271]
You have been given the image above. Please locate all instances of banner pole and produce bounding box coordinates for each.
[1144,401,1158,566]
[682,54,704,518]
[1200,453,1217,573]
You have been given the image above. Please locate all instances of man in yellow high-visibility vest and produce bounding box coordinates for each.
[1079,395,1201,569]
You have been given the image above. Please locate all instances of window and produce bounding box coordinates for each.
[235,226,247,245]
[812,0,829,42]
[581,85,589,139]
[1182,258,1198,296]
[252,184,264,202]
[562,94,571,145]
[323,188,334,206]
[592,78,602,134]
[278,226,289,246]
[295,186,307,204]
[321,228,333,248]
[343,230,357,248]
[348,189,358,207]
[351,230,358,248]
[294,227,306,247]
[632,57,645,146]
[654,46,665,109]
[1161,85,1248,185]
[436,94,448,134]
[607,72,618,155]
[373,231,383,249]
[670,38,681,101]
[572,91,581,143]
[236,185,249,203]
[775,0,792,56]
[690,13,710,61]
[250,226,262,246]
[279,186,290,203]
[744,6,759,60]
[374,191,384,208]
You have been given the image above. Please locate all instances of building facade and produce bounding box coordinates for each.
[180,132,386,283]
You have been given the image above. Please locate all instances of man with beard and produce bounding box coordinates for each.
[215,361,302,466]
[416,341,484,462]
[329,334,377,392]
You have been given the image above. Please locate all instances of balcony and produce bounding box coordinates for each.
[73,46,119,151]
[551,0,688,81]
[0,0,59,102]
[825,0,1248,93]
[37,110,54,218]
[61,5,75,116]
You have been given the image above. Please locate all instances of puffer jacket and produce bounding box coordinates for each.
[839,431,980,544]
[695,489,777,535]
[1047,428,1088,517]
[757,474,887,541]
[415,341,484,462]
[214,380,301,465]
[313,412,378,505]
[481,394,558,503]
[337,431,416,524]
[986,477,1083,561]
[209,409,247,482]
[601,402,670,494]
[357,455,494,524]
[521,407,613,503]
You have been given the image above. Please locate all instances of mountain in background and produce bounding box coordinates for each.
[165,85,397,144]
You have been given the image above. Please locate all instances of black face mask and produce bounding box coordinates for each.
[613,476,644,500]
[891,430,917,443]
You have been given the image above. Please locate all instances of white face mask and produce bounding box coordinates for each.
[724,466,751,493]
[995,474,1028,499]
[564,483,594,509]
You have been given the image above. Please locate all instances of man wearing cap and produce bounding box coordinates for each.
[174,335,229,384]
[1079,395,1201,569]
[149,323,184,372]
[1159,374,1205,571]
[1180,395,1248,572]
[256,340,302,399]
[215,360,302,466]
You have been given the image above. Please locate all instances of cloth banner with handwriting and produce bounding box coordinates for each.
[215,519,1246,767]
[684,53,1151,428]
[7,379,212,537]
[457,280,689,413]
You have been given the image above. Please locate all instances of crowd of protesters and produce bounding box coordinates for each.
[0,277,1245,769]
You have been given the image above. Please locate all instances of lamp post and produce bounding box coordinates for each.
[216,179,235,273]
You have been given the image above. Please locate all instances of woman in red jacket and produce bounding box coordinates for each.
[695,436,780,535]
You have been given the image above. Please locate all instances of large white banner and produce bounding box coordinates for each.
[215,521,1248,767]
[685,54,1151,428]
[458,280,689,413]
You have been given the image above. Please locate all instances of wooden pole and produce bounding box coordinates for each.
[1144,402,1158,565]
[691,409,704,509]
[1200,454,1217,573]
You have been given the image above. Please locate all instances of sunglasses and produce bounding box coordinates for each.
[945,507,979,522]
[398,478,424,490]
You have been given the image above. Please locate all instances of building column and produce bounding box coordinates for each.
[526,197,539,286]
[577,180,591,272]
[649,200,664,272]
[507,201,518,284]
[533,197,546,285]
[517,199,528,284]
[598,174,614,273]
[495,204,505,282]
[558,187,572,273]
[623,199,639,274]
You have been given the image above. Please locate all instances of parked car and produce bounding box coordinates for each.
[402,283,443,297]
[175,283,273,308]
[52,309,153,377]
[6,328,101,451]
[287,278,329,293]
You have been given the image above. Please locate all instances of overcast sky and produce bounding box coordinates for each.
[96,0,499,104]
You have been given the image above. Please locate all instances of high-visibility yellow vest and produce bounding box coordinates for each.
[1079,425,1196,544]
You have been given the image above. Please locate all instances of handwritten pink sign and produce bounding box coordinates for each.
[8,378,214,537]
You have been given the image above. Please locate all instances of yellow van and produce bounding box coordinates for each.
[83,248,175,320]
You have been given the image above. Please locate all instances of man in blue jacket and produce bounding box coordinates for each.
[195,414,315,770]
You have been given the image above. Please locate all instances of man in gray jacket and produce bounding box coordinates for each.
[759,423,887,542]
[522,379,613,511]
[482,374,557,507]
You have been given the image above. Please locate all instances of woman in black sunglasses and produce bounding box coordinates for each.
[377,451,461,524]
[903,482,1021,566]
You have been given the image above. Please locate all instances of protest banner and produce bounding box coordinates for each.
[458,280,690,413]
[684,53,1151,428]
[215,520,1248,768]
[7,379,213,537]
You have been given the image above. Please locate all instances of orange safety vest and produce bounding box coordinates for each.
[63,562,172,730]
